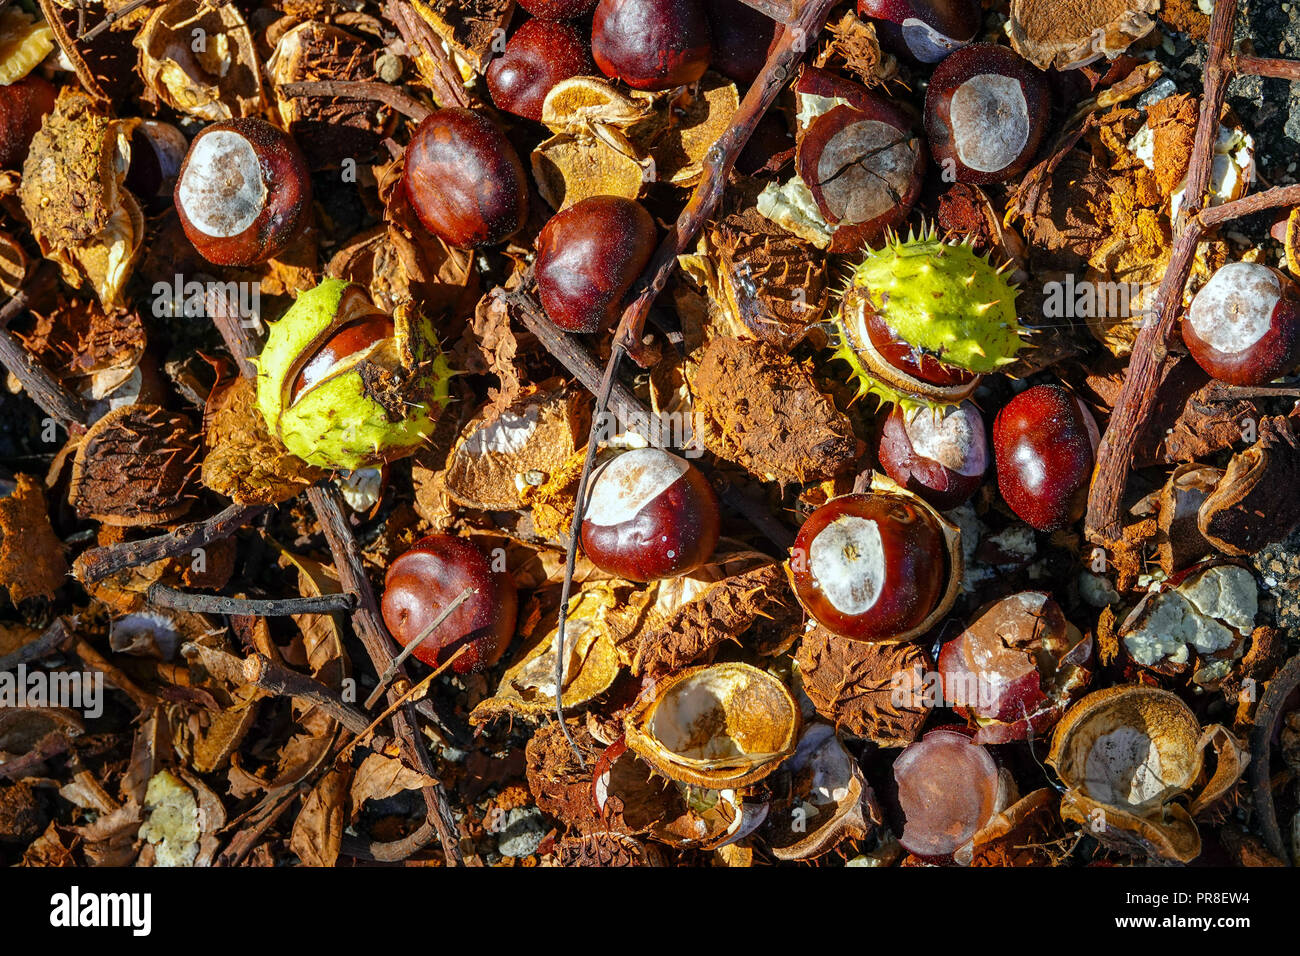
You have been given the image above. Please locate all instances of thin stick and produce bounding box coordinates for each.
[1232,55,1300,82]
[1249,655,1300,863]
[76,503,267,585]
[279,80,431,122]
[206,283,262,380]
[242,653,373,736]
[384,0,470,110]
[549,0,839,763]
[0,619,74,673]
[78,0,152,42]
[342,644,469,764]
[364,586,475,709]
[147,582,356,617]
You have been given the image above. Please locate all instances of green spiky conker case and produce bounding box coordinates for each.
[255,278,453,471]
[832,229,1026,409]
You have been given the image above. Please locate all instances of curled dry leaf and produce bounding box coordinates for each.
[0,474,68,605]
[1198,416,1300,557]
[291,765,352,868]
[70,404,200,527]
[691,337,860,483]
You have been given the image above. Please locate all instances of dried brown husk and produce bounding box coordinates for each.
[135,0,265,121]
[17,297,146,403]
[441,382,590,512]
[69,404,199,527]
[629,74,739,187]
[813,11,897,89]
[328,217,478,319]
[558,831,664,866]
[1048,685,1247,862]
[969,788,1063,867]
[0,231,28,297]
[201,373,326,506]
[471,582,631,725]
[1008,0,1159,71]
[766,723,877,861]
[624,662,799,788]
[0,9,55,85]
[690,337,860,483]
[796,626,930,746]
[1198,416,1300,557]
[409,0,514,75]
[0,474,68,605]
[1155,464,1222,574]
[18,91,144,309]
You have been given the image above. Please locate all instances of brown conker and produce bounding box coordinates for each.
[1182,262,1300,387]
[487,18,597,122]
[591,0,712,92]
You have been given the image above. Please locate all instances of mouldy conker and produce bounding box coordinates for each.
[1182,262,1300,387]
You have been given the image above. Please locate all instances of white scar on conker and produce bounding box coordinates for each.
[904,405,986,476]
[950,74,1029,173]
[901,17,966,63]
[177,130,267,238]
[809,515,885,615]
[1188,262,1280,354]
[585,448,689,526]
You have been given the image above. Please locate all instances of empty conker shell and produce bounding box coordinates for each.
[381,535,518,674]
[924,43,1049,185]
[400,108,529,248]
[993,384,1099,532]
[790,491,949,641]
[858,0,981,63]
[487,18,597,122]
[591,0,712,92]
[174,118,312,267]
[877,401,987,510]
[580,447,720,581]
[1182,262,1300,387]
[535,195,657,333]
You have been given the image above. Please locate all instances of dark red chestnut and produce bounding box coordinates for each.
[858,0,981,64]
[704,0,779,85]
[487,18,597,122]
[877,401,987,510]
[864,309,978,389]
[535,196,657,334]
[125,120,189,215]
[0,75,56,171]
[381,535,518,674]
[591,0,712,92]
[992,384,1099,532]
[790,493,947,641]
[519,0,598,18]
[581,447,720,581]
[400,108,529,248]
[174,118,312,267]
[924,43,1050,185]
[1182,262,1300,387]
[893,726,1012,862]
[291,313,395,402]
[938,591,1091,745]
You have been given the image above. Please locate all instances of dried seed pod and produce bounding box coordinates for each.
[558,832,664,866]
[409,0,517,74]
[766,724,878,861]
[69,404,200,527]
[1007,0,1158,71]
[624,662,799,787]
[938,591,1092,744]
[1048,686,1247,862]
[1155,464,1222,573]
[1198,416,1300,556]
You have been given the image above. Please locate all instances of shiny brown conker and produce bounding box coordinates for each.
[858,0,981,64]
[0,75,56,171]
[1181,262,1300,387]
[518,0,599,18]
[381,535,518,674]
[487,18,597,122]
[535,196,657,334]
[877,401,987,511]
[400,109,529,249]
[591,0,712,92]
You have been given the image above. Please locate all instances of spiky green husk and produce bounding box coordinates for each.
[831,228,1025,409]
[256,278,453,472]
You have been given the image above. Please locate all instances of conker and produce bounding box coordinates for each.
[401,109,529,248]
[487,18,597,122]
[174,118,312,267]
[703,0,779,85]
[858,0,981,64]
[125,120,189,215]
[591,0,712,92]
[877,401,987,511]
[790,493,947,641]
[381,535,518,674]
[993,384,1099,532]
[1182,262,1300,386]
[864,308,978,389]
[0,75,56,171]
[535,196,657,334]
[924,43,1049,185]
[580,447,720,581]
[519,0,598,18]
[291,312,395,403]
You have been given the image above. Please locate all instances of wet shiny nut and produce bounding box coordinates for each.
[535,195,657,333]
[381,535,518,674]
[400,108,529,248]
[0,75,56,171]
[1182,262,1300,386]
[174,118,312,266]
[877,401,987,511]
[924,43,1050,185]
[580,447,720,581]
[519,0,599,18]
[488,18,597,122]
[592,0,713,92]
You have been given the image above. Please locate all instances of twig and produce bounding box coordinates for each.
[147,582,356,617]
[341,821,438,862]
[35,0,108,104]
[384,0,470,110]
[549,0,839,764]
[242,653,372,736]
[76,502,267,585]
[0,619,75,673]
[1232,55,1300,82]
[78,0,152,42]
[206,283,262,380]
[364,587,475,709]
[279,80,431,122]
[346,645,469,761]
[307,483,463,866]
[1248,655,1300,864]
